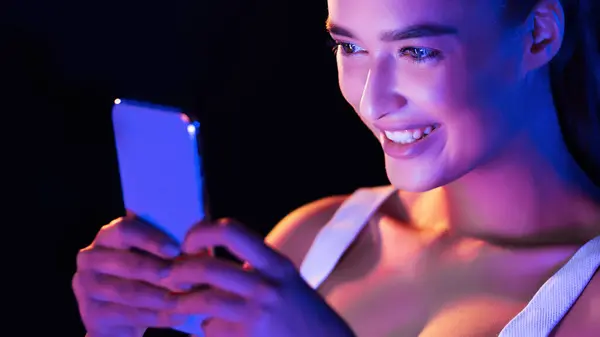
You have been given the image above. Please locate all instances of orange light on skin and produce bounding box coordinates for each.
[452,238,486,263]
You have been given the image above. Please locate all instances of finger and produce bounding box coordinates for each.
[182,219,294,279]
[171,288,247,322]
[201,318,245,337]
[87,300,187,328]
[75,271,177,310]
[86,326,143,337]
[77,247,172,286]
[94,217,181,260]
[168,255,270,299]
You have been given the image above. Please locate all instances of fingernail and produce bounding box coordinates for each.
[161,243,181,258]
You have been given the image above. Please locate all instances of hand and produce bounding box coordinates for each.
[165,219,357,337]
[72,216,188,337]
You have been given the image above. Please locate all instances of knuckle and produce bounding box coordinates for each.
[93,218,127,246]
[97,223,113,236]
[115,218,139,238]
[71,272,84,294]
[108,216,126,226]
[76,246,105,272]
[218,218,240,235]
[97,218,122,238]
[99,217,140,244]
[75,248,92,270]
[218,224,235,241]
[217,217,234,227]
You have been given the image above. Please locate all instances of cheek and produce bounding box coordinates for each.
[337,58,368,111]
[336,53,517,152]
[338,55,459,116]
[429,58,520,163]
[398,63,450,112]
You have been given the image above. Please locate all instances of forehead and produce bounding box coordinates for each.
[327,0,502,35]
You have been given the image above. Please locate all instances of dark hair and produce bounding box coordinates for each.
[507,0,600,185]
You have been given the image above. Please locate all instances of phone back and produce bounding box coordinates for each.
[112,99,205,244]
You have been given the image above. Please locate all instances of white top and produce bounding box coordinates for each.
[299,186,600,337]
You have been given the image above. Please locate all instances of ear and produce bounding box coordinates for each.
[522,0,565,71]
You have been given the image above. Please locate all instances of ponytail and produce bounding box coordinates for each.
[549,0,600,184]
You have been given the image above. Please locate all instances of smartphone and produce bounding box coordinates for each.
[112,98,208,335]
[112,98,207,244]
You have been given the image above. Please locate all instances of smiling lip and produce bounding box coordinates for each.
[380,124,443,159]
[372,120,440,132]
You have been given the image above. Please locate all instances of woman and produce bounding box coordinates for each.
[72,0,600,336]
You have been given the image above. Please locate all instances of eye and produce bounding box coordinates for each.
[399,47,441,63]
[332,41,366,56]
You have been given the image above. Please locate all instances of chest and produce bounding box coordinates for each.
[314,220,596,337]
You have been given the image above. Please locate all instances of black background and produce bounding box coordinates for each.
[5,0,388,335]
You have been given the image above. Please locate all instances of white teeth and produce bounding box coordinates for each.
[384,130,415,144]
[384,125,436,144]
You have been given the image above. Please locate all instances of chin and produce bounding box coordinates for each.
[384,155,458,192]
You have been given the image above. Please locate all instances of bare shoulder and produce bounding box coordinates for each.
[555,267,600,335]
[575,270,600,329]
[265,194,349,268]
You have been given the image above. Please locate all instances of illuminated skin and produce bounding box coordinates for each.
[327,0,600,242]
[294,0,600,335]
[73,0,600,336]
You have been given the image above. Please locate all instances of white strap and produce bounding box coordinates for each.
[499,235,600,336]
[299,186,397,289]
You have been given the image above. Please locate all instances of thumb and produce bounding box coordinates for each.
[86,327,145,337]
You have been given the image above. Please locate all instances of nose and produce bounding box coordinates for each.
[359,56,407,122]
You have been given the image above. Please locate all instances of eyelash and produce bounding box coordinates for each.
[329,40,441,64]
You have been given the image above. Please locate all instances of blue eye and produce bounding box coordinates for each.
[400,47,440,63]
[329,39,441,64]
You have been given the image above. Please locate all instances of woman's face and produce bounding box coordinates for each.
[328,0,538,191]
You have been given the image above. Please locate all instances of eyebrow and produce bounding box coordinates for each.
[325,19,458,42]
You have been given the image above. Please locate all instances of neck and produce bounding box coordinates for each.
[441,101,600,247]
